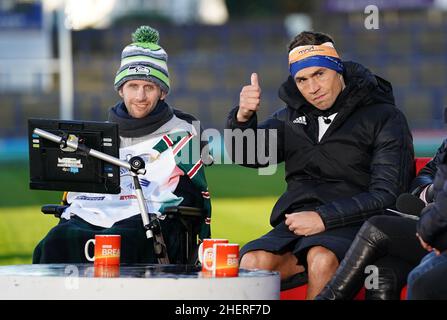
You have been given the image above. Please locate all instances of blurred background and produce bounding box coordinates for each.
[0,0,446,265]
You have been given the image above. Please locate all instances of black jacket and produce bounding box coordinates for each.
[226,61,415,229]
[410,139,447,195]
[416,141,447,251]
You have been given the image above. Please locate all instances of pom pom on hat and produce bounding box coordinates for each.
[132,26,159,44]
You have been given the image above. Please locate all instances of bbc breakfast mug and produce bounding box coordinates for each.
[198,238,228,272]
[84,234,121,266]
[212,243,240,277]
[94,265,120,278]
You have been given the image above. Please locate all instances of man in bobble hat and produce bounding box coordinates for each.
[33,26,211,265]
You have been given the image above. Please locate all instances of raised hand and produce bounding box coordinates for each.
[237,72,261,122]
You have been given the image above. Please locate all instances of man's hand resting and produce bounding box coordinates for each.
[285,211,325,236]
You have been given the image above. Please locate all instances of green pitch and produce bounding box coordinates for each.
[0,163,284,265]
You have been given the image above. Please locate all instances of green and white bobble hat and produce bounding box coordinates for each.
[114,26,170,93]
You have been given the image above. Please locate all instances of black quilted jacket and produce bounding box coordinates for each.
[226,61,415,229]
[410,139,447,194]
[417,148,447,251]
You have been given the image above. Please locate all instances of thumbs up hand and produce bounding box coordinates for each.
[237,73,261,122]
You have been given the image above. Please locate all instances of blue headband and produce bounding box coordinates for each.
[290,56,344,78]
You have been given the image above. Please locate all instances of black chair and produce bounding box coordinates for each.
[163,206,202,265]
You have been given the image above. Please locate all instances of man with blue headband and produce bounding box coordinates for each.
[225,31,414,299]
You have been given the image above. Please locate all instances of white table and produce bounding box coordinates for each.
[0,264,280,300]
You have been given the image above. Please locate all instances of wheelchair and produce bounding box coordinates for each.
[30,120,210,266]
[37,173,207,266]
[40,203,203,265]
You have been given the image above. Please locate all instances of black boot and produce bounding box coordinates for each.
[364,267,400,300]
[315,221,390,300]
[364,256,412,300]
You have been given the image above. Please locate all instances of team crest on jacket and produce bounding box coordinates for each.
[292,116,307,125]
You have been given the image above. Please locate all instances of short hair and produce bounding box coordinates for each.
[288,31,335,52]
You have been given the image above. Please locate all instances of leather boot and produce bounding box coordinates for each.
[364,266,401,300]
[364,255,413,300]
[315,221,390,300]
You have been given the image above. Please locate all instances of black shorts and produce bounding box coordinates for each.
[240,221,361,268]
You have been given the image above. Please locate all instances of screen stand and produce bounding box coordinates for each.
[33,128,170,264]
